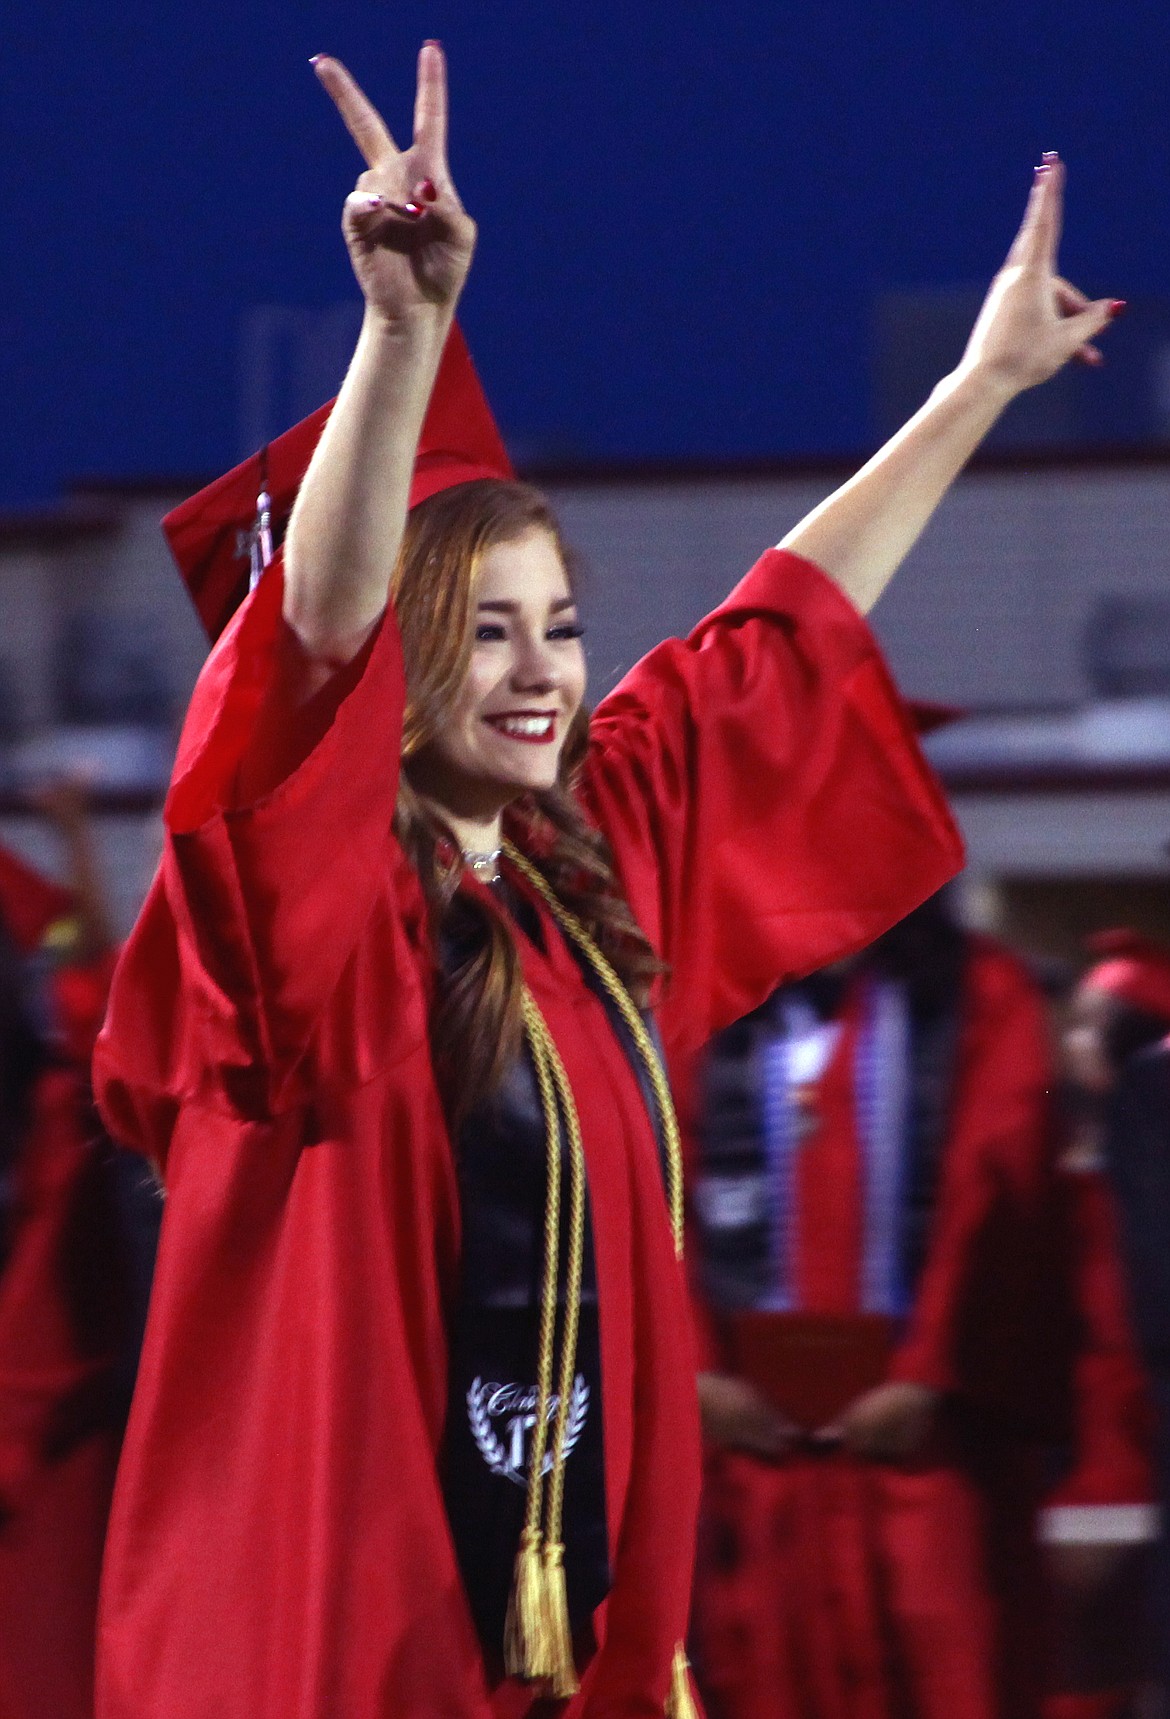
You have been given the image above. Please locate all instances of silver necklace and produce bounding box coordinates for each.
[462,845,503,879]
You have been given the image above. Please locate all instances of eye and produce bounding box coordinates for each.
[474,623,507,643]
[547,622,585,642]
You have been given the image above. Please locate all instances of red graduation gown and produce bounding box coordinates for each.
[692,940,1061,1719]
[93,548,960,1719]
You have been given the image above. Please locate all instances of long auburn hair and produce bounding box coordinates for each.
[392,479,663,1128]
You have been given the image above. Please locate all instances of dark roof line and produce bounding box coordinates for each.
[0,439,1160,537]
[940,763,1170,795]
[0,508,121,549]
[525,442,1170,489]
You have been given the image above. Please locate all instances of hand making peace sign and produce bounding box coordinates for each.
[959,153,1121,398]
[312,43,476,324]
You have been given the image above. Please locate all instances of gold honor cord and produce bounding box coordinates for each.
[500,844,685,1259]
[504,992,588,1696]
[502,996,565,1684]
[500,844,699,1719]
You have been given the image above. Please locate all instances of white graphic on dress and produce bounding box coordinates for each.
[467,1376,590,1488]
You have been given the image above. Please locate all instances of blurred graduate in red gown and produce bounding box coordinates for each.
[0,789,157,1719]
[690,911,1167,1719]
[1044,933,1170,1719]
[690,890,1070,1719]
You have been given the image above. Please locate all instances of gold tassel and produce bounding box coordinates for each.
[503,1526,551,1682]
[665,1645,699,1719]
[541,1540,580,1699]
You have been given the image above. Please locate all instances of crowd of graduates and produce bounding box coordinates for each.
[690,895,1167,1719]
[1,791,1169,1719]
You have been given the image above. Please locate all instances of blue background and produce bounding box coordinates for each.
[2,0,1168,504]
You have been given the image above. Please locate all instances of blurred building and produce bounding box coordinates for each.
[0,484,203,936]
[875,293,1170,452]
[3,451,1170,951]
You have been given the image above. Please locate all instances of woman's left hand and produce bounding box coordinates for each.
[778,154,1119,613]
[831,1381,941,1463]
[957,155,1120,400]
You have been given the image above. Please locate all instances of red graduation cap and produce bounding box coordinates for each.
[163,323,514,643]
[1084,929,1170,1023]
[0,844,74,955]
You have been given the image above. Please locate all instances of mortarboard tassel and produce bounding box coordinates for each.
[258,489,274,572]
[248,447,274,593]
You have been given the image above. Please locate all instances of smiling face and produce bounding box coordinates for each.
[407,525,588,828]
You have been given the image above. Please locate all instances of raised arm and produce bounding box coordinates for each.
[31,778,115,963]
[781,156,1119,613]
[284,45,476,665]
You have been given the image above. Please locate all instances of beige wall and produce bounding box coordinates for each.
[3,459,1170,937]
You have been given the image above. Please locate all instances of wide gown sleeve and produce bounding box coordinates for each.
[579,549,964,1066]
[95,557,416,1137]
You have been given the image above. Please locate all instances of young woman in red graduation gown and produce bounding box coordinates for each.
[92,42,1118,1719]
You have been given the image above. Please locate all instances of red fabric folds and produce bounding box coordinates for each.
[584,552,962,1071]
[94,548,961,1718]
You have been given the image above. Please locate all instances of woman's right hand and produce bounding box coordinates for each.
[313,43,476,326]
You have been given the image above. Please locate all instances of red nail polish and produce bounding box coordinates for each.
[403,201,424,219]
[1108,299,1128,320]
[424,38,442,49]
[1042,150,1059,163]
[1034,163,1051,180]
[310,54,324,65]
[416,178,438,203]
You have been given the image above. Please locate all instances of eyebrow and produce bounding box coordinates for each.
[476,597,578,614]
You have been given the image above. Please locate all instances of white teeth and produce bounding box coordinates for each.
[492,715,554,737]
